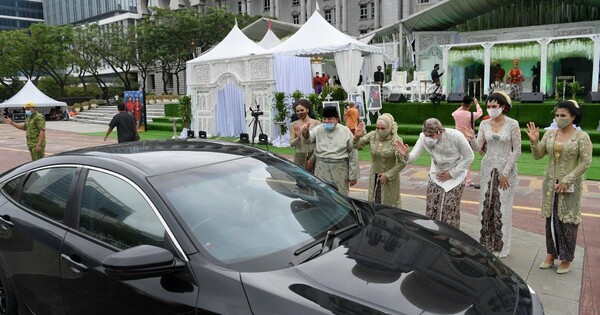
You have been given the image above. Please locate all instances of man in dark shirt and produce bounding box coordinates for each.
[104,103,138,143]
[531,62,541,92]
[431,63,444,83]
[373,65,385,86]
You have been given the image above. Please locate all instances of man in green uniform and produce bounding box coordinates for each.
[2,102,46,160]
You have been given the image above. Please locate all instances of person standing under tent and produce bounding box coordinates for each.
[290,99,320,172]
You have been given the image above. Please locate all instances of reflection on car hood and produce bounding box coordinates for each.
[241,207,527,315]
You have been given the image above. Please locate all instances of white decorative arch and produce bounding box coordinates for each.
[187,55,276,139]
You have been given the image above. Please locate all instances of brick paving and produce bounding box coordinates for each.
[1,121,599,314]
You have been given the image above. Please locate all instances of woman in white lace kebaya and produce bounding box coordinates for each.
[460,91,521,257]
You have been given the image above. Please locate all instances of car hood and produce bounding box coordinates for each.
[241,207,529,315]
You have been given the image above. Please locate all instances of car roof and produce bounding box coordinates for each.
[55,139,273,176]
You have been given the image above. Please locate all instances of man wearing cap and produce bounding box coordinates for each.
[298,106,358,196]
[2,102,46,160]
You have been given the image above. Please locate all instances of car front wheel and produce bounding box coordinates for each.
[0,266,17,315]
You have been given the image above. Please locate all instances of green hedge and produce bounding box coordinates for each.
[380,101,600,130]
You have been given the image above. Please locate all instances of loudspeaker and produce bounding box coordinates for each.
[447,93,467,103]
[198,131,207,139]
[258,133,269,145]
[520,92,544,103]
[239,133,249,143]
[388,93,407,103]
[585,91,600,103]
[187,130,195,138]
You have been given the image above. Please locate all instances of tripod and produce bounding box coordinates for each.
[248,114,266,145]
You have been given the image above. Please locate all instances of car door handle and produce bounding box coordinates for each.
[61,254,89,273]
[0,215,14,229]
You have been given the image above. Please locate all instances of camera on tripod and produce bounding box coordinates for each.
[250,105,263,117]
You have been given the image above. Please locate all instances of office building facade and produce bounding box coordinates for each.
[43,0,139,26]
[0,0,43,30]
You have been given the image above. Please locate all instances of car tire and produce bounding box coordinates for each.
[0,266,17,315]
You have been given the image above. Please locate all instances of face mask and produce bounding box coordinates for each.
[423,137,438,147]
[25,110,32,116]
[488,108,502,119]
[556,118,572,129]
[377,130,391,139]
[322,122,336,132]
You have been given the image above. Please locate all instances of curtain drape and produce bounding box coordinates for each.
[215,82,245,137]
[334,50,364,95]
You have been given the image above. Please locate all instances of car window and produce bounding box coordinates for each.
[79,170,165,250]
[151,156,357,270]
[20,168,76,222]
[1,174,23,200]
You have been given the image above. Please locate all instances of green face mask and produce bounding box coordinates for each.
[377,130,391,139]
[556,118,572,129]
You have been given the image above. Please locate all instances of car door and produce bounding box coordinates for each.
[0,166,79,315]
[60,167,198,315]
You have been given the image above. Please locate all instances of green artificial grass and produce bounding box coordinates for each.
[85,128,600,181]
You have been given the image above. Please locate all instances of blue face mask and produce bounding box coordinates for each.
[25,110,32,116]
[322,122,336,132]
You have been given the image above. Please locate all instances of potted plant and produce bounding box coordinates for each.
[272,91,289,135]
[89,99,98,108]
[568,81,583,100]
[291,90,304,103]
[178,95,192,129]
[73,103,81,113]
[147,95,156,105]
[81,101,90,111]
[307,93,322,119]
[170,94,179,103]
[555,81,564,100]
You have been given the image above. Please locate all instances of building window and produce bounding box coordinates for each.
[371,3,375,19]
[292,14,299,24]
[238,1,243,14]
[292,0,300,6]
[264,0,270,11]
[324,9,332,23]
[359,29,368,35]
[420,0,430,3]
[359,4,367,19]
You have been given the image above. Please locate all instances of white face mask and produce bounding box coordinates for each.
[488,108,502,119]
[423,137,438,147]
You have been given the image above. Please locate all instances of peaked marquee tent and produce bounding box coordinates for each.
[270,10,382,95]
[258,28,282,50]
[0,80,67,111]
[186,10,383,143]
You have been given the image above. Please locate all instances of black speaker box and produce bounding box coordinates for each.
[447,93,467,103]
[585,91,600,103]
[388,93,407,103]
[198,131,207,139]
[239,133,249,143]
[187,130,195,138]
[520,92,544,103]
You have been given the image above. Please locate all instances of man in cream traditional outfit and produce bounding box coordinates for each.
[299,106,358,196]
[395,118,474,228]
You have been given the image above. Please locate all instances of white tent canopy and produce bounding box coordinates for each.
[268,10,382,94]
[187,23,270,64]
[0,80,67,108]
[258,28,282,49]
[269,11,382,56]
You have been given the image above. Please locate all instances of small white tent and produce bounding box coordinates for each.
[258,28,282,50]
[0,80,67,109]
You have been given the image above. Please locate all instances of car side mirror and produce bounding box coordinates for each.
[102,245,185,281]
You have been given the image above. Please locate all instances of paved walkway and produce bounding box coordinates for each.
[1,120,599,314]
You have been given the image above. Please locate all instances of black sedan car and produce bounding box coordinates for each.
[0,140,542,315]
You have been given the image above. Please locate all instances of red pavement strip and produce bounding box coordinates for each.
[1,124,599,314]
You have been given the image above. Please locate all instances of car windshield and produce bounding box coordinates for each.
[149,155,357,271]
